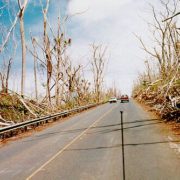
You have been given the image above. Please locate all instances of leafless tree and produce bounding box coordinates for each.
[18,0,28,97]
[31,36,38,100]
[0,6,17,94]
[66,62,81,99]
[133,0,180,119]
[0,0,28,96]
[53,17,71,106]
[136,0,179,79]
[0,59,12,93]
[40,0,52,106]
[0,1,19,53]
[91,44,107,102]
[28,2,72,107]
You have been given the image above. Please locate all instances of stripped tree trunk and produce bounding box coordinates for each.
[5,58,12,93]
[43,0,52,106]
[18,0,28,97]
[32,38,38,100]
[55,19,61,106]
[19,15,26,97]
[91,44,107,103]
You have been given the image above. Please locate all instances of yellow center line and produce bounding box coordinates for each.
[26,105,117,180]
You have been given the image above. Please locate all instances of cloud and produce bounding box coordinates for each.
[3,0,165,96]
[66,0,156,95]
[68,0,132,22]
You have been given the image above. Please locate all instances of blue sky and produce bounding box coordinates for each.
[1,0,178,96]
[0,0,68,90]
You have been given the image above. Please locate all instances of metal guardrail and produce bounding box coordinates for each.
[0,103,101,139]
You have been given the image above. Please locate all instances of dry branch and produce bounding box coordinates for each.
[17,96,37,118]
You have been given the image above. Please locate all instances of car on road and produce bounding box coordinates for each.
[120,95,129,103]
[109,97,117,103]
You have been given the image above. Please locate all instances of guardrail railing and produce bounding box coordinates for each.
[0,103,102,140]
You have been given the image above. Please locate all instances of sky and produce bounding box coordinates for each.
[0,0,170,96]
[66,0,157,95]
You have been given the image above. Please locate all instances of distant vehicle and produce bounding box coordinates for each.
[120,95,129,103]
[109,97,117,103]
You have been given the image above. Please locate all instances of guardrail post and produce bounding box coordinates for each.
[24,126,27,132]
[0,134,4,140]
[10,131,13,137]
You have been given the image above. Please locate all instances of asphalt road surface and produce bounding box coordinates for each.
[0,100,180,180]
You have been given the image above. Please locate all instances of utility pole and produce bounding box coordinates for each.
[120,111,125,180]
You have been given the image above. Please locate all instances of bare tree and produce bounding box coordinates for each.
[0,1,19,53]
[31,37,38,100]
[91,44,107,102]
[53,18,71,106]
[0,43,17,94]
[136,0,179,78]
[133,0,180,120]
[65,62,81,99]
[0,0,28,96]
[0,59,11,93]
[18,0,28,97]
[54,20,62,106]
[0,10,17,94]
[40,0,52,106]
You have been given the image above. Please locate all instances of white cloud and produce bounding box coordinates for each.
[68,0,132,22]
[66,0,157,95]
[7,0,165,96]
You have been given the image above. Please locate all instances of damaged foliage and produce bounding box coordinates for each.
[133,0,180,122]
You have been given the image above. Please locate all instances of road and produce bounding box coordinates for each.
[0,100,180,180]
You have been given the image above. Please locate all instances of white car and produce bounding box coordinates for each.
[109,97,117,103]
